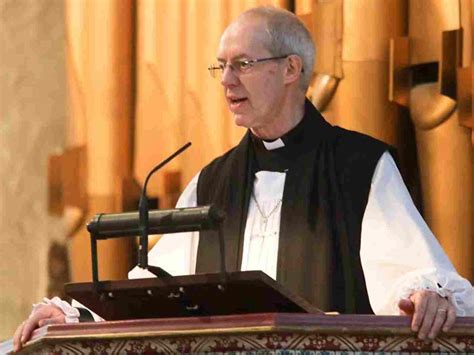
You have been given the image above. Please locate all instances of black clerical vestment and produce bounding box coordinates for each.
[195,100,393,314]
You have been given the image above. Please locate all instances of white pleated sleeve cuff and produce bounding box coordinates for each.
[32,297,80,324]
[378,268,474,316]
[361,152,474,316]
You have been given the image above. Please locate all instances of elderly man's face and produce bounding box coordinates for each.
[217,18,287,134]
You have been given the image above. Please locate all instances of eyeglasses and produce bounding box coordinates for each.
[208,55,290,78]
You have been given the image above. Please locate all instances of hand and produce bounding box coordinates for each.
[13,304,66,352]
[398,289,456,340]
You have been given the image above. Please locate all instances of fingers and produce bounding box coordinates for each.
[38,316,66,327]
[410,291,429,333]
[442,302,457,332]
[409,290,457,340]
[13,321,26,352]
[20,315,42,349]
[13,316,39,352]
[412,291,437,339]
[398,298,415,315]
[426,296,456,339]
[13,304,66,352]
[427,305,448,339]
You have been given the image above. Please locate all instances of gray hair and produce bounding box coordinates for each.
[239,6,315,91]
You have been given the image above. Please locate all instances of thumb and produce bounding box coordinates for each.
[38,315,66,327]
[398,298,415,315]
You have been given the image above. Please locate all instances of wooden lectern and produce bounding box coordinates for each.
[64,271,320,320]
[3,206,473,354]
[2,313,474,353]
[74,205,321,320]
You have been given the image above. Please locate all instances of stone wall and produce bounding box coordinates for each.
[0,0,66,339]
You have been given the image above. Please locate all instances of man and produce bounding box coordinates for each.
[13,6,474,352]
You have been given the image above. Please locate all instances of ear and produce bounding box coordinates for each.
[283,54,304,85]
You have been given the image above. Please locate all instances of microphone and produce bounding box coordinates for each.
[138,142,191,271]
[87,205,225,239]
[86,142,228,285]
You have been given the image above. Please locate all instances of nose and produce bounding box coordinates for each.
[220,64,239,87]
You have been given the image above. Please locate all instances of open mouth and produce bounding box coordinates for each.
[229,97,247,104]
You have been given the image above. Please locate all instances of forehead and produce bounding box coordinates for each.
[217,17,272,59]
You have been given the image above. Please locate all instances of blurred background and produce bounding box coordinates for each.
[0,0,472,339]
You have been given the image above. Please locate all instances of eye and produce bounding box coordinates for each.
[236,60,252,70]
[217,62,226,71]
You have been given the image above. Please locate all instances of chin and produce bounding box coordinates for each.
[232,113,254,128]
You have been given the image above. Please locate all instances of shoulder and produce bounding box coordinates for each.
[200,145,242,176]
[173,144,244,209]
[332,126,393,156]
[199,133,250,183]
[329,127,398,205]
[330,126,396,171]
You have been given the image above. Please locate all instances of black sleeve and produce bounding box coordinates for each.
[76,307,95,322]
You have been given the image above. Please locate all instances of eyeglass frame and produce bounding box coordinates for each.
[207,54,303,78]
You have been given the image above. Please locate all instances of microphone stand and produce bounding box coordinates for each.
[138,142,192,277]
[86,141,227,292]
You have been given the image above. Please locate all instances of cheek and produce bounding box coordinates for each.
[261,71,283,95]
[252,77,276,97]
[255,80,282,109]
[259,72,278,91]
[244,71,283,110]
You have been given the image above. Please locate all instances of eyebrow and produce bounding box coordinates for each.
[216,54,251,62]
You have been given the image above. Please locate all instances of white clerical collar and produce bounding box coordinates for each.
[262,138,285,150]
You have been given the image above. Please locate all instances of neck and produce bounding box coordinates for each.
[251,92,306,140]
